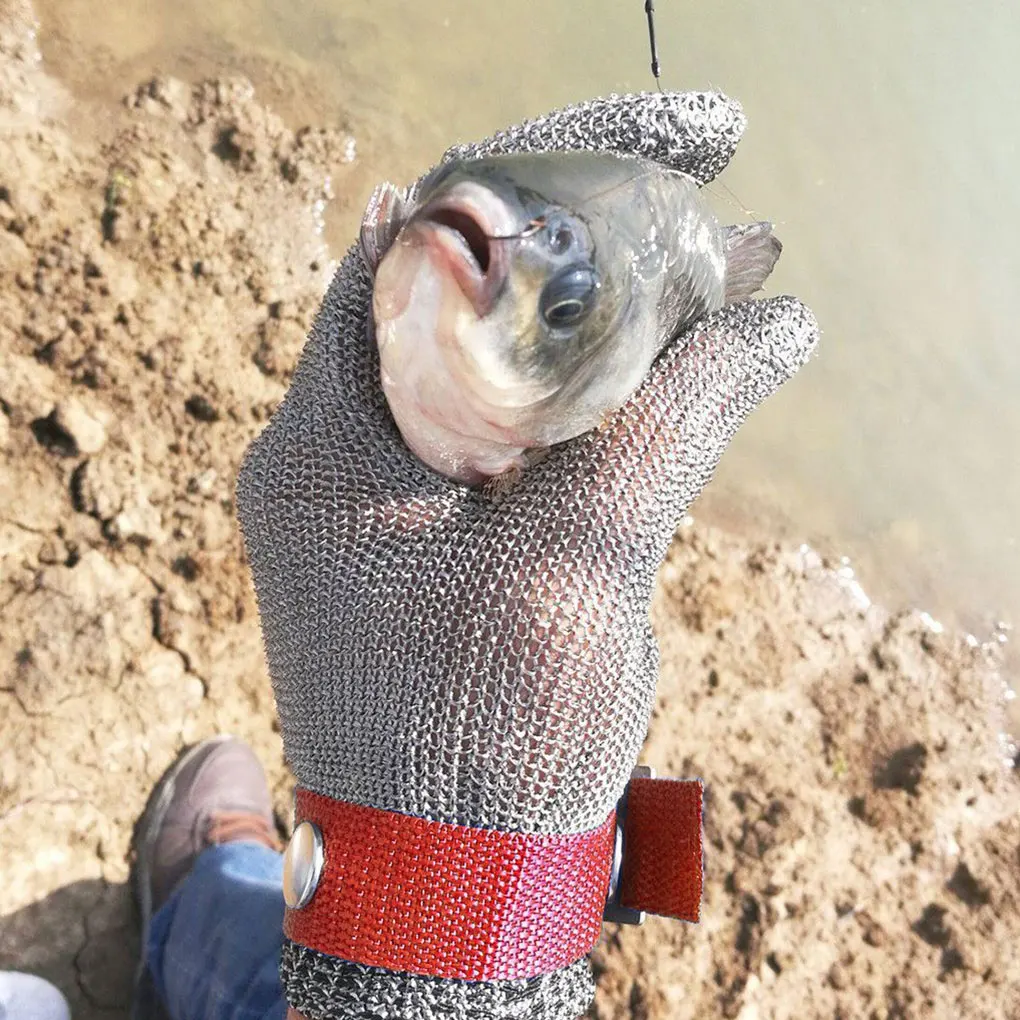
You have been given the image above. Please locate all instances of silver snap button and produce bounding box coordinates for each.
[282,820,324,910]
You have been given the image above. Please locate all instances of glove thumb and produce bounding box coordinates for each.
[589,295,820,543]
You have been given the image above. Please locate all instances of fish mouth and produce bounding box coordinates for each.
[414,185,515,316]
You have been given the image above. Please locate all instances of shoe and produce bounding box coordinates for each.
[130,736,282,1020]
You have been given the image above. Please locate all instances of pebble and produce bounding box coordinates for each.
[109,499,164,545]
[827,963,848,990]
[53,397,107,455]
[188,468,218,496]
[184,394,219,423]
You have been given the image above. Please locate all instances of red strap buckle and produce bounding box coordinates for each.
[284,774,703,981]
[606,769,704,925]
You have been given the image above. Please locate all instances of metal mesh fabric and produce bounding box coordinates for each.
[236,90,819,1019]
[280,943,595,1020]
[442,90,746,186]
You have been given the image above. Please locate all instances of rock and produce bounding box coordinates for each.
[1,551,154,713]
[53,397,107,455]
[0,225,28,266]
[72,454,127,521]
[153,591,204,670]
[36,536,68,564]
[1,456,66,534]
[71,450,165,545]
[254,317,305,377]
[184,394,219,423]
[0,350,58,426]
[108,494,164,545]
[213,122,265,171]
[827,963,848,990]
[187,467,218,496]
[144,76,192,122]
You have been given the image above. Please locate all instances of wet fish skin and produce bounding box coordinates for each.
[363,152,779,484]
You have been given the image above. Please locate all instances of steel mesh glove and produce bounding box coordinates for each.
[236,91,819,1020]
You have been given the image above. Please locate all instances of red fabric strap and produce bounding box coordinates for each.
[285,777,704,980]
[619,777,703,922]
[284,788,616,980]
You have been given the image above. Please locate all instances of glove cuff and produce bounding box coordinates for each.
[279,779,703,1018]
[281,942,596,1020]
[282,787,615,980]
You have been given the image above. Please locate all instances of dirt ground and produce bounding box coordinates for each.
[1,0,1018,1016]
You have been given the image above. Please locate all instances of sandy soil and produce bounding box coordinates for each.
[1,1,1018,1016]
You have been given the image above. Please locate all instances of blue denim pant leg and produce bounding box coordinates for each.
[146,842,288,1020]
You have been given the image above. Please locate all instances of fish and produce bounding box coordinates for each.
[360,151,781,485]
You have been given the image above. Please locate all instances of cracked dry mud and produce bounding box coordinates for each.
[1,1,1018,1017]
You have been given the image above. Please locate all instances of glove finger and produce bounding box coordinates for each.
[533,297,819,561]
[443,91,747,185]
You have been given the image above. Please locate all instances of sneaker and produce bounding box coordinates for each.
[130,736,281,1019]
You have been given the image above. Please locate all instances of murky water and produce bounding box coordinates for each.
[34,1,1020,679]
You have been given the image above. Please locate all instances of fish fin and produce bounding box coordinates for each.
[360,181,417,273]
[481,448,549,500]
[482,466,524,501]
[723,222,783,303]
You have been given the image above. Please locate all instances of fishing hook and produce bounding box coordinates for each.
[645,0,662,91]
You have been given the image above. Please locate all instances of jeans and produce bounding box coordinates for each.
[146,842,287,1020]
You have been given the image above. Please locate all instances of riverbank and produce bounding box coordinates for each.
[1,1,1017,1015]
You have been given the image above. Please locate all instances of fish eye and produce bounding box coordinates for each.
[539,265,598,329]
[547,224,574,255]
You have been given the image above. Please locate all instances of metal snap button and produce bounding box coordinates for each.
[282,820,324,910]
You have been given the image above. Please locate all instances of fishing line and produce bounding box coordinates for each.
[703,180,756,219]
[639,4,754,217]
[482,167,670,244]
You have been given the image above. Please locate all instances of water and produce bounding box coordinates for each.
[33,1,1020,685]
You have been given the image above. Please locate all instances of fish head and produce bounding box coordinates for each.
[369,158,632,429]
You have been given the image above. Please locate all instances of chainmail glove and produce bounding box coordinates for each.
[236,91,819,1020]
